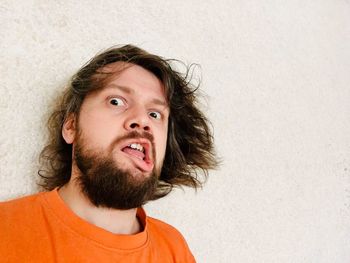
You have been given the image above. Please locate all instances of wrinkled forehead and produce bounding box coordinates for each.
[89,62,169,106]
[93,62,169,100]
[98,61,130,74]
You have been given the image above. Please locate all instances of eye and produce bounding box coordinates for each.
[109,97,125,106]
[149,111,161,119]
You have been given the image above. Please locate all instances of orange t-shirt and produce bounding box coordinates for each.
[0,189,196,262]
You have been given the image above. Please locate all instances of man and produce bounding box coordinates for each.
[0,45,217,262]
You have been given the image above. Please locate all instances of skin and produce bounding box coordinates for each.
[59,63,169,234]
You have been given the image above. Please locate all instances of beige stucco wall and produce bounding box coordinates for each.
[1,1,349,262]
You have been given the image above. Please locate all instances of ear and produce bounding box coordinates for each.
[62,114,76,144]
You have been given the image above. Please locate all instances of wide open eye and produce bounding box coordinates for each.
[109,97,126,106]
[149,111,161,119]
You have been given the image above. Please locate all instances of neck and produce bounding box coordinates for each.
[58,178,141,235]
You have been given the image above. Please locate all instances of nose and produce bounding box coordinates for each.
[124,107,151,132]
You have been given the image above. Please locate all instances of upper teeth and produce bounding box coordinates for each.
[129,143,144,152]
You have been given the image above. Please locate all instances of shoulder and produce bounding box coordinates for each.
[0,191,45,207]
[0,192,46,218]
[147,216,185,240]
[146,216,196,262]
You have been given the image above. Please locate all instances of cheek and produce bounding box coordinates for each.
[156,128,168,161]
[78,116,120,148]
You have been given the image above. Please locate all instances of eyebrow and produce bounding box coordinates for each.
[104,84,168,107]
[105,84,132,94]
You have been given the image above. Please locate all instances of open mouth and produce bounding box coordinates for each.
[121,141,154,172]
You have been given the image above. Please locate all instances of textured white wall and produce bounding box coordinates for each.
[1,0,349,262]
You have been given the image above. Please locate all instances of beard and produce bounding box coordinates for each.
[74,131,160,210]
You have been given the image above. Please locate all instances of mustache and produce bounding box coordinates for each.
[114,131,154,144]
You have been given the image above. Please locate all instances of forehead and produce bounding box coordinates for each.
[96,62,167,101]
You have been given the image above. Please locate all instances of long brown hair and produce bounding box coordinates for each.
[38,44,218,199]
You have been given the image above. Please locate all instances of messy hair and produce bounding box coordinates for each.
[38,44,218,199]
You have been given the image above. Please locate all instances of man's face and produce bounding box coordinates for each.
[65,63,169,208]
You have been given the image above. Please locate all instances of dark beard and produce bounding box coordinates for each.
[74,132,159,210]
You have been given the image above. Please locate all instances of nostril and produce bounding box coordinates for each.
[130,123,138,129]
[128,122,150,131]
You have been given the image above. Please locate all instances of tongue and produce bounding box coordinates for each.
[122,147,145,160]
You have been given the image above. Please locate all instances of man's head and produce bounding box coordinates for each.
[39,45,217,208]
[62,63,168,209]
